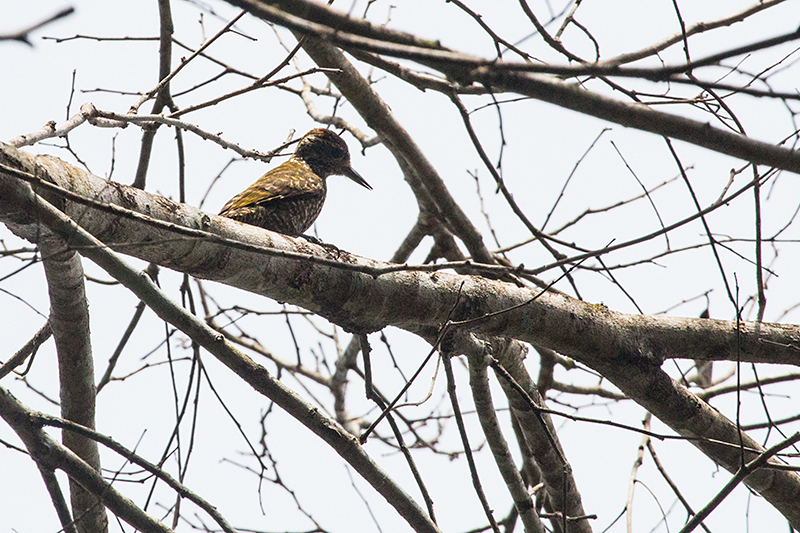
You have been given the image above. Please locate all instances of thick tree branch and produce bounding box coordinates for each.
[465,337,544,533]
[225,0,800,175]
[40,235,107,533]
[2,145,800,526]
[0,387,172,533]
[0,155,440,533]
[487,339,593,533]
[2,145,798,366]
[36,413,238,533]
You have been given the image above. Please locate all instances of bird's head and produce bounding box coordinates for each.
[294,129,372,190]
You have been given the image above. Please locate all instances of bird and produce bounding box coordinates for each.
[218,128,371,236]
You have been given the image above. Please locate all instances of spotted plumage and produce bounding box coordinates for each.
[219,129,371,236]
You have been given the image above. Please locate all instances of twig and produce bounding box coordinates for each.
[0,7,74,45]
[129,11,247,114]
[679,432,800,533]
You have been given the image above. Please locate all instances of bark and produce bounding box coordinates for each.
[296,37,589,529]
[222,0,800,175]
[2,144,800,526]
[0,177,441,533]
[0,387,171,533]
[40,234,107,533]
[465,337,544,533]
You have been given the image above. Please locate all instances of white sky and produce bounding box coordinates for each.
[2,1,800,532]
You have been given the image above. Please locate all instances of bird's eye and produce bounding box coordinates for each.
[330,146,345,158]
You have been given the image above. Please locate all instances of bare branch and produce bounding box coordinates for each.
[0,7,74,45]
[39,234,106,533]
[0,386,172,533]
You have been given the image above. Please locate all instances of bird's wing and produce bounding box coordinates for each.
[219,164,324,214]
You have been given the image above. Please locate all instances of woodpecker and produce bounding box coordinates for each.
[219,128,371,235]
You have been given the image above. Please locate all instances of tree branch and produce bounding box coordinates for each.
[0,156,441,533]
[465,337,544,533]
[2,143,800,527]
[39,234,106,533]
[0,386,172,533]
[226,0,800,174]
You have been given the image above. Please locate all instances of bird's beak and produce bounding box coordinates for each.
[344,166,372,190]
